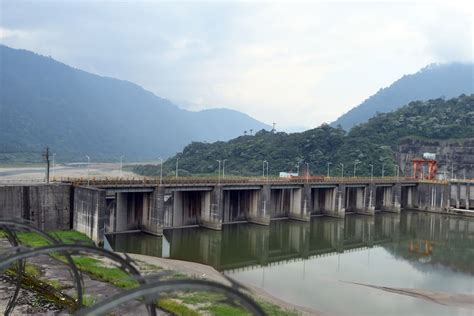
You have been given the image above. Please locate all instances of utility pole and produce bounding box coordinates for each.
[327,162,332,178]
[43,147,50,184]
[272,123,276,133]
[369,164,374,182]
[340,163,344,178]
[382,164,385,178]
[263,160,267,177]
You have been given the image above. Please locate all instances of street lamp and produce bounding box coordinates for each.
[52,153,56,180]
[262,160,267,177]
[119,155,124,178]
[216,160,222,183]
[85,155,90,186]
[222,159,227,179]
[158,157,163,185]
[327,162,332,178]
[382,163,385,178]
[340,163,344,178]
[369,164,374,182]
[175,158,179,179]
[305,162,310,182]
[353,161,360,178]
[394,164,400,181]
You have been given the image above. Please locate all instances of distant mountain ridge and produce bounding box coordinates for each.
[331,63,474,130]
[0,45,270,162]
[132,95,474,177]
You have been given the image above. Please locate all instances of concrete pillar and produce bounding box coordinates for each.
[116,192,128,232]
[360,184,375,216]
[326,184,345,218]
[172,191,184,227]
[456,183,461,209]
[392,183,401,213]
[200,186,223,231]
[139,187,164,236]
[289,185,311,222]
[467,184,471,210]
[248,185,271,225]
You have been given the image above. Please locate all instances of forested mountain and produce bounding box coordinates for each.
[331,63,474,130]
[0,45,269,162]
[133,95,474,177]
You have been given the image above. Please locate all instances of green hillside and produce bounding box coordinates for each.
[133,95,474,177]
[331,63,474,130]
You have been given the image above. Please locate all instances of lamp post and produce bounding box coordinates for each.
[265,161,269,179]
[382,163,385,178]
[216,160,221,183]
[394,164,400,181]
[158,157,163,185]
[119,155,124,178]
[369,164,374,182]
[222,159,227,179]
[340,163,344,178]
[85,155,90,186]
[175,158,179,179]
[327,162,332,178]
[353,161,360,178]
[52,153,56,180]
[262,160,267,177]
[305,162,310,182]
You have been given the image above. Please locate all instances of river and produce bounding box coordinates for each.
[106,211,474,315]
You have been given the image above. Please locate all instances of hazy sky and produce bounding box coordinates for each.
[1,0,472,131]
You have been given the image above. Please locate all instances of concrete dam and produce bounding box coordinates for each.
[0,178,472,243]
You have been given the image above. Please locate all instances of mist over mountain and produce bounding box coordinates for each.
[331,63,474,130]
[0,45,270,162]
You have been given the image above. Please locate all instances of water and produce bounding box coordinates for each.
[107,211,474,315]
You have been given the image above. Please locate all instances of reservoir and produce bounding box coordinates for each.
[106,211,474,315]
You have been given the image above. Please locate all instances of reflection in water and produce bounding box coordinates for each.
[107,211,474,315]
[107,211,474,274]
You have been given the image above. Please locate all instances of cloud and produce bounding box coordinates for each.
[0,0,472,130]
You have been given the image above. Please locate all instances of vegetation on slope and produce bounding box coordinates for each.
[133,95,474,178]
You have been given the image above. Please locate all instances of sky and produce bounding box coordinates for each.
[1,0,473,131]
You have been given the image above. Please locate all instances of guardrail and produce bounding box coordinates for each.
[60,176,421,187]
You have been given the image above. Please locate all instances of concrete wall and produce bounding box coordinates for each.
[0,184,71,230]
[73,186,106,244]
[417,183,449,213]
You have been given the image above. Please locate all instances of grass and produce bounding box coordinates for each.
[10,230,138,289]
[16,229,92,247]
[71,256,138,289]
[208,304,250,316]
[158,298,200,316]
